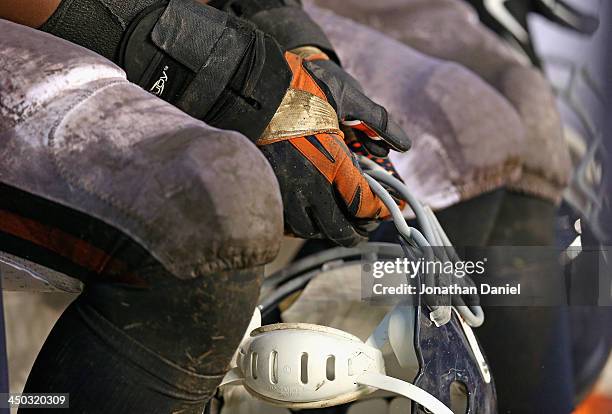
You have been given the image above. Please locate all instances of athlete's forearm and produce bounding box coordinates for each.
[0,0,210,28]
[0,0,61,28]
[36,0,291,141]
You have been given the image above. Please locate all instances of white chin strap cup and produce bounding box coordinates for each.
[221,322,453,414]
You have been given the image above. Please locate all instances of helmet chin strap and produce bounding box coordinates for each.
[219,160,489,414]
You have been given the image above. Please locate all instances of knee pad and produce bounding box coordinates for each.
[2,23,282,403]
[498,66,571,202]
[0,20,284,285]
[308,0,571,204]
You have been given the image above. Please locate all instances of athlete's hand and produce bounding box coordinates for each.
[257,52,393,246]
[291,46,411,158]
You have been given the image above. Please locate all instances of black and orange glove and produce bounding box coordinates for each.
[258,52,391,246]
[208,0,410,154]
[292,47,409,213]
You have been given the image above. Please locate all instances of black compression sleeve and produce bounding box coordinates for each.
[41,0,292,140]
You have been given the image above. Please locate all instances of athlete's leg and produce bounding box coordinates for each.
[21,264,262,413]
[0,188,262,414]
[1,20,283,413]
[478,192,574,414]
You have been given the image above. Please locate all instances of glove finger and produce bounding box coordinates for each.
[286,141,368,246]
[282,160,365,246]
[360,139,389,158]
[346,138,403,182]
[310,202,365,247]
[284,204,321,240]
[332,151,390,220]
[343,126,389,158]
[260,142,323,240]
[300,59,410,152]
[343,90,411,152]
[289,134,390,227]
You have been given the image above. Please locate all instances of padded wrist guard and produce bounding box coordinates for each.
[42,0,292,140]
[208,0,339,63]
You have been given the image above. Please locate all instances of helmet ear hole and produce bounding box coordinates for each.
[250,352,258,380]
[326,355,336,381]
[449,381,469,414]
[270,351,278,384]
[301,352,309,384]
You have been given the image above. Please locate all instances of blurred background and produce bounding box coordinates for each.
[1,0,611,413]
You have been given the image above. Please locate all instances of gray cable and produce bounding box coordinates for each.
[363,164,484,327]
[364,175,413,242]
[364,169,436,243]
[363,176,451,326]
[455,305,485,328]
[359,156,388,174]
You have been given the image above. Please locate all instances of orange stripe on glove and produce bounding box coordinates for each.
[256,52,392,245]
